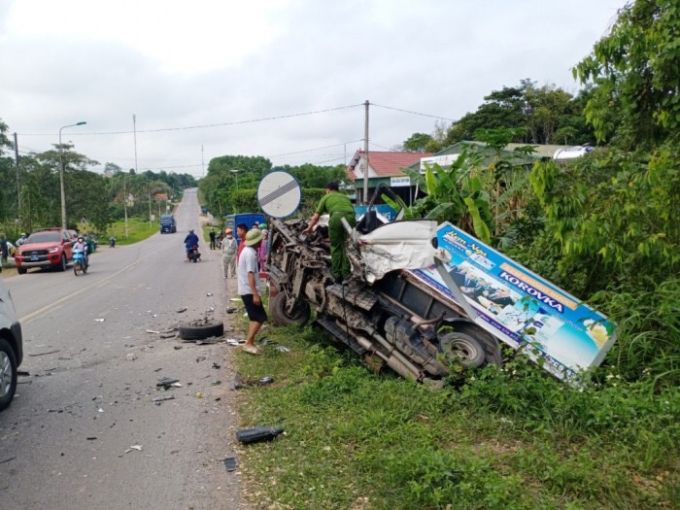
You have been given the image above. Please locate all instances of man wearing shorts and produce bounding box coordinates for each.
[238,228,267,354]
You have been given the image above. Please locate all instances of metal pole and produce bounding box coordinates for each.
[59,127,67,230]
[57,121,86,231]
[133,114,138,173]
[363,100,369,204]
[13,132,20,223]
[201,144,205,177]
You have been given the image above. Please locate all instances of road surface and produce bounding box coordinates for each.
[0,189,249,510]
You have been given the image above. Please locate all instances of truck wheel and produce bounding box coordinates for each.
[440,332,486,369]
[269,293,310,327]
[17,268,27,275]
[179,321,224,341]
[0,338,18,411]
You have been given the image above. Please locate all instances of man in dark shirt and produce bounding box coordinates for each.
[303,182,356,282]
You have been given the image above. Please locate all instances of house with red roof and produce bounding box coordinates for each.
[346,149,431,204]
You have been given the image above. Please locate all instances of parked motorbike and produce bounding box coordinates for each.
[73,249,88,275]
[187,245,201,263]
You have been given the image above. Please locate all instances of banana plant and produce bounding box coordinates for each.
[389,146,494,244]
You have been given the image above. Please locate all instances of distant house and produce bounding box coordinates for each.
[153,192,169,202]
[346,150,431,205]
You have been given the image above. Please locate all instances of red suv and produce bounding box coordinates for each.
[15,229,75,274]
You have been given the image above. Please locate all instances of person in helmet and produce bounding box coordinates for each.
[73,235,89,268]
[183,229,199,261]
[221,228,237,278]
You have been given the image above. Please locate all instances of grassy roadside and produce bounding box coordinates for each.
[233,324,679,510]
[105,218,158,245]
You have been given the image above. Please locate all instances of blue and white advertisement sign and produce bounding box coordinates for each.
[410,223,616,381]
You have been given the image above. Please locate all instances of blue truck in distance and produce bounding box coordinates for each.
[160,214,176,234]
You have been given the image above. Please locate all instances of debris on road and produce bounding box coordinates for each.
[223,457,238,472]
[212,362,221,369]
[146,329,161,334]
[152,395,175,405]
[156,377,180,390]
[225,307,237,314]
[206,292,213,297]
[28,349,60,357]
[17,370,30,377]
[176,307,188,313]
[173,345,183,350]
[195,391,204,399]
[86,437,97,441]
[94,318,105,322]
[0,456,16,465]
[226,338,245,346]
[125,352,137,361]
[236,427,284,444]
[125,445,143,453]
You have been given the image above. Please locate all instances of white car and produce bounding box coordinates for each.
[0,280,23,411]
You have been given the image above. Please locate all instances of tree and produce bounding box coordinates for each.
[573,0,680,149]
[402,132,434,152]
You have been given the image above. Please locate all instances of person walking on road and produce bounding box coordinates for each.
[209,229,217,250]
[302,181,356,282]
[222,228,237,278]
[238,228,267,355]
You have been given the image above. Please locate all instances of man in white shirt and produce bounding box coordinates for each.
[238,228,267,354]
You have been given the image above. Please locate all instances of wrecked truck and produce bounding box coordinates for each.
[266,215,616,384]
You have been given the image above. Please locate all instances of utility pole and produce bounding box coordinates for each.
[201,144,205,177]
[123,173,129,239]
[362,99,370,204]
[13,132,20,224]
[133,114,139,174]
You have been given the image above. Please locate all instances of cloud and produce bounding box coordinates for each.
[0,0,626,177]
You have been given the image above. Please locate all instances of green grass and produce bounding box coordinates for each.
[233,324,680,510]
[104,218,158,245]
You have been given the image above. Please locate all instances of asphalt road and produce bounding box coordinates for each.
[0,189,249,510]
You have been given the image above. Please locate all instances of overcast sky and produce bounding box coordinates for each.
[0,0,626,177]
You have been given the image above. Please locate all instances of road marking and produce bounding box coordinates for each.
[19,259,142,324]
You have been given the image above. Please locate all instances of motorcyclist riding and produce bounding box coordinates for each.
[184,230,200,261]
[73,235,89,268]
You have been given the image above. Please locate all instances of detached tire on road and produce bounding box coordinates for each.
[178,321,224,340]
[269,292,310,327]
[439,331,486,369]
[0,337,18,411]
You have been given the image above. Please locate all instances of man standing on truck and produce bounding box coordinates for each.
[238,228,267,355]
[303,181,356,283]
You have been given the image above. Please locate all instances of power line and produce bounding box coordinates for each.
[267,139,363,159]
[17,104,363,136]
[371,103,456,122]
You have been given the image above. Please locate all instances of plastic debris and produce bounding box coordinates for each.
[125,445,143,453]
[223,457,238,472]
[146,329,160,334]
[236,427,284,444]
[258,375,274,385]
[195,391,205,399]
[125,352,137,361]
[94,318,105,322]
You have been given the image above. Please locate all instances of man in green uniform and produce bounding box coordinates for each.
[303,181,356,282]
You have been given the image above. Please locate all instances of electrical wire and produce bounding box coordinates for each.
[17,103,363,136]
[371,103,456,122]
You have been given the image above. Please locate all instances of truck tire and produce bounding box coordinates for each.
[269,293,310,327]
[178,321,224,340]
[17,268,26,275]
[0,338,18,411]
[439,331,486,369]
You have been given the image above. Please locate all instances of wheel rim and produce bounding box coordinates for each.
[0,351,12,398]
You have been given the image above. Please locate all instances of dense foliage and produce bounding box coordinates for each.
[415,80,596,153]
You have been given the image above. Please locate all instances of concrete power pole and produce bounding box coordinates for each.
[201,144,205,177]
[362,100,370,204]
[13,132,21,223]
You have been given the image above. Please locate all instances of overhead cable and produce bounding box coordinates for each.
[17,104,363,136]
